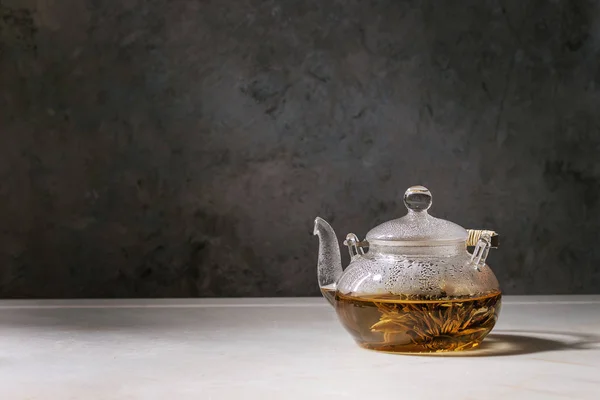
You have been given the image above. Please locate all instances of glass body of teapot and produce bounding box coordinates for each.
[314,186,501,353]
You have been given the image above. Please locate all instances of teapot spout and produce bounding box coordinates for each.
[313,217,343,304]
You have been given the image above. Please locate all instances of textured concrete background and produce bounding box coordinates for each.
[1,0,599,298]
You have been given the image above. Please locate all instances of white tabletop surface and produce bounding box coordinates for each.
[0,296,599,400]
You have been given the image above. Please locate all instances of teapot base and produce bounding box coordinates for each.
[334,291,502,353]
[357,338,484,354]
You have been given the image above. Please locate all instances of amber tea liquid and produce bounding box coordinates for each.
[320,284,337,306]
[331,290,501,353]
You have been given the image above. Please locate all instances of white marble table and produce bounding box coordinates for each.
[0,296,599,399]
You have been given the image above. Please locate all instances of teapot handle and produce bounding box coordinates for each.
[467,230,498,271]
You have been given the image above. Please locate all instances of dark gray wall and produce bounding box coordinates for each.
[1,0,599,298]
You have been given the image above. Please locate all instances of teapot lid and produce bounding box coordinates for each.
[365,186,468,245]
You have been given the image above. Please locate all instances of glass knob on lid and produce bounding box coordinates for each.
[365,185,468,245]
[403,185,432,212]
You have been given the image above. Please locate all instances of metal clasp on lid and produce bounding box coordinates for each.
[344,234,368,260]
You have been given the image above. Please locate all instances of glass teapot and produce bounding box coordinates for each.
[314,185,501,353]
